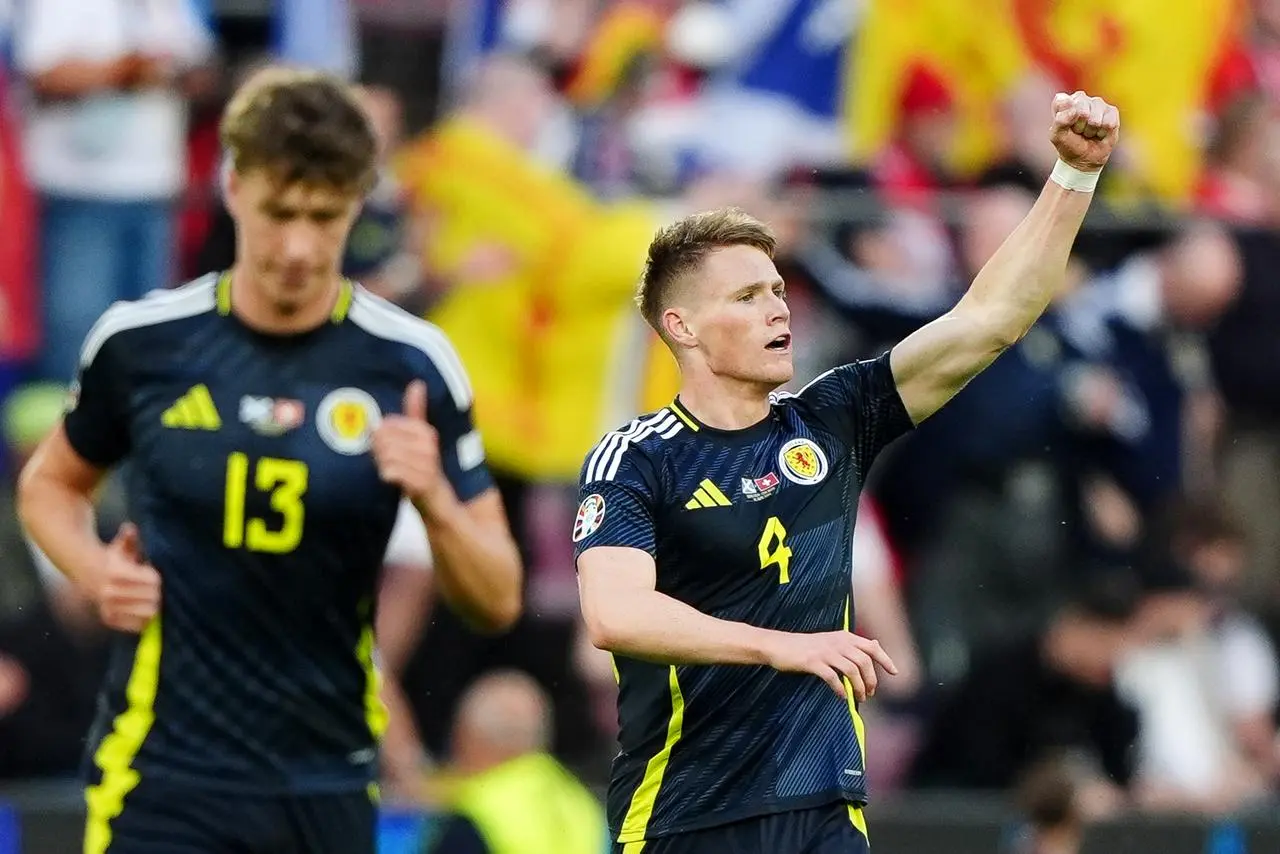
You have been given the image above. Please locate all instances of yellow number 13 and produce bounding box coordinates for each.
[224,453,309,554]
[758,516,793,584]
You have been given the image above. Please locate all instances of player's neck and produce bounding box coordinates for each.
[676,375,772,431]
[229,268,343,335]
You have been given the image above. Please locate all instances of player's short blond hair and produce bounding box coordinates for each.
[220,66,378,194]
[637,207,777,338]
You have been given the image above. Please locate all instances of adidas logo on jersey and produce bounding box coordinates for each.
[685,479,731,510]
[161,384,222,430]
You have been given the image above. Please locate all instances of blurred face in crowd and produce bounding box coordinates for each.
[960,187,1035,278]
[904,110,958,174]
[1160,224,1242,328]
[670,245,794,390]
[1187,536,1246,596]
[226,168,363,318]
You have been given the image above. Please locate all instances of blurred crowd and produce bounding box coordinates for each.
[4,0,1280,840]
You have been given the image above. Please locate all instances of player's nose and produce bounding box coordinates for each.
[281,222,322,263]
[768,291,790,324]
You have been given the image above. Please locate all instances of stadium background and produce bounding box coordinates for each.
[3,0,1280,851]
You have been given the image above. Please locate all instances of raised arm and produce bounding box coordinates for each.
[890,91,1120,424]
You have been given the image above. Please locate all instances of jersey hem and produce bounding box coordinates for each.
[612,789,867,842]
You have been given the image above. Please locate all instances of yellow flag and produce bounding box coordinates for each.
[847,0,1241,202]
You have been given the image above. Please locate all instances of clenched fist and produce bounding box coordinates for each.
[1051,91,1120,172]
[371,380,453,515]
[763,629,899,702]
[93,523,162,633]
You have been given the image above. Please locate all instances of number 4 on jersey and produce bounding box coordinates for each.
[758,516,792,584]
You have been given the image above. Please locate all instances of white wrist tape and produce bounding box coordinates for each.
[1050,159,1101,193]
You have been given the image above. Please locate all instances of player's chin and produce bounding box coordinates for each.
[756,356,794,385]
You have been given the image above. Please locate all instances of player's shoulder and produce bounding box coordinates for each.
[345,285,473,409]
[80,274,220,367]
[580,406,690,486]
[771,353,895,409]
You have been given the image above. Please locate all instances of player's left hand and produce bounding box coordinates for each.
[1050,90,1120,172]
[371,381,453,513]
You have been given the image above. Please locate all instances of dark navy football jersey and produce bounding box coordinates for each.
[572,354,913,842]
[64,273,491,795]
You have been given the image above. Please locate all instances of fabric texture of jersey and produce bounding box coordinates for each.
[573,354,912,842]
[64,274,492,796]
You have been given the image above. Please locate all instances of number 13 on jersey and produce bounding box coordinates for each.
[224,453,309,553]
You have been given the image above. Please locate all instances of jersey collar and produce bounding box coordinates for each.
[669,396,778,441]
[215,272,354,324]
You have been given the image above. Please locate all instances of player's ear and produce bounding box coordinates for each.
[662,307,698,349]
[222,160,242,217]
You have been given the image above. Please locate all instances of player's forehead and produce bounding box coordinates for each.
[697,244,783,297]
[241,167,359,211]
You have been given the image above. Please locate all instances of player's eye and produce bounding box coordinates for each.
[263,206,295,222]
[737,292,755,303]
[310,211,341,224]
[774,287,787,300]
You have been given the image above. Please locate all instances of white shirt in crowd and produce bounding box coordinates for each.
[1115,611,1280,799]
[14,0,213,200]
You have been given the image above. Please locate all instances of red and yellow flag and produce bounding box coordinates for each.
[848,0,1246,203]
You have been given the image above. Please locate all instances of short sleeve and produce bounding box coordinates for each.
[572,445,659,559]
[63,330,131,468]
[421,357,493,505]
[796,351,913,475]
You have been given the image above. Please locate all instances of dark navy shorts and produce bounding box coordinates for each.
[612,803,870,854]
[85,775,377,854]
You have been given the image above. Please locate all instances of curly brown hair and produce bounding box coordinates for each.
[220,66,378,194]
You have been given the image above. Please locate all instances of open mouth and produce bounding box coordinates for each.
[766,333,792,352]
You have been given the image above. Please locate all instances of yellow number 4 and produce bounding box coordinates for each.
[758,516,793,584]
[224,453,309,554]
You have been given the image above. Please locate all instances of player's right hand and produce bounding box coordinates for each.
[763,630,898,702]
[92,523,162,633]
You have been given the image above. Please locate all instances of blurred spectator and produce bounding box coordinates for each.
[419,670,606,854]
[871,61,958,205]
[1058,221,1242,506]
[908,574,1141,802]
[12,0,217,381]
[0,382,108,780]
[1114,497,1280,813]
[865,61,958,286]
[0,382,66,617]
[1005,754,1085,854]
[979,69,1067,195]
[1195,93,1274,224]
